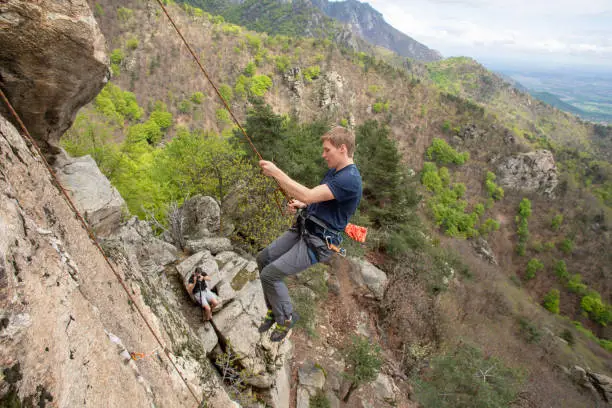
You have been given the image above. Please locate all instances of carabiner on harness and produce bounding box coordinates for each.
[325,235,346,257]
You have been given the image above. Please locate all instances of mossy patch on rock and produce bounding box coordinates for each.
[231,268,257,291]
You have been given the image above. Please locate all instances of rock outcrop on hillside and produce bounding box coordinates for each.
[496,150,558,197]
[54,150,126,237]
[0,0,109,157]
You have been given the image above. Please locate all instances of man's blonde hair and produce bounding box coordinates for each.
[321,126,356,157]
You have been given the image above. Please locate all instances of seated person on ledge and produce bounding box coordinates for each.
[187,266,219,321]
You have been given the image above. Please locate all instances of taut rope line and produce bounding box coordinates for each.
[154,0,288,211]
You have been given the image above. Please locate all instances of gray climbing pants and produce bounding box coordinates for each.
[257,230,330,324]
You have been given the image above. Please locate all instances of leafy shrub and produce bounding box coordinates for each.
[126,37,139,50]
[249,75,272,97]
[421,162,443,192]
[414,343,523,408]
[303,65,321,82]
[190,92,204,104]
[479,218,500,236]
[551,213,563,231]
[372,101,388,113]
[566,274,588,296]
[559,238,574,254]
[485,171,504,200]
[109,48,124,76]
[178,99,192,114]
[554,260,569,281]
[519,318,542,343]
[127,120,162,145]
[421,162,478,238]
[310,391,331,408]
[94,82,142,124]
[244,61,256,77]
[275,55,291,73]
[580,291,612,326]
[560,329,575,346]
[526,258,543,280]
[245,33,261,52]
[516,198,531,256]
[426,138,469,165]
[216,108,231,125]
[342,336,382,401]
[149,110,172,131]
[117,7,133,21]
[543,289,560,314]
[218,84,233,103]
[234,75,249,99]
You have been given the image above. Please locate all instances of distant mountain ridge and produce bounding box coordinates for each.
[311,0,442,62]
[181,0,441,62]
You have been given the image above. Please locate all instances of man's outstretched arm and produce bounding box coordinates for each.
[259,160,334,204]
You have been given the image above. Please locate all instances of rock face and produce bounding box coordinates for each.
[320,72,344,111]
[284,67,305,100]
[54,150,126,237]
[349,258,388,300]
[181,195,221,238]
[297,362,326,408]
[0,114,225,407]
[471,237,498,265]
[496,150,558,197]
[0,0,109,156]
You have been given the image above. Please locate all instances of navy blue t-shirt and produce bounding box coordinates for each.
[306,164,362,232]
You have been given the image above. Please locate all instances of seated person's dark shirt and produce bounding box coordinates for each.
[188,272,208,294]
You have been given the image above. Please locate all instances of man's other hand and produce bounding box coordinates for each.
[287,199,307,214]
[259,160,281,178]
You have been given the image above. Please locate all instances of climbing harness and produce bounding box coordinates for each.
[296,210,346,260]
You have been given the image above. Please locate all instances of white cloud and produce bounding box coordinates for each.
[365,0,612,67]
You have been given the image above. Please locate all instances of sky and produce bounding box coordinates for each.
[361,0,612,72]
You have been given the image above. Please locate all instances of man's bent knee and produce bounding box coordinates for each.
[256,248,269,271]
[260,263,284,284]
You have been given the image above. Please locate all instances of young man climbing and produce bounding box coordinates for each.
[257,126,362,342]
[187,266,219,321]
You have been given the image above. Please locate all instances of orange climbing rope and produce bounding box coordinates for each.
[0,87,201,407]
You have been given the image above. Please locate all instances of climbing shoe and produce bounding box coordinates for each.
[270,312,299,342]
[258,310,275,333]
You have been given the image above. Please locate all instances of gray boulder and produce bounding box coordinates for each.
[587,372,612,403]
[471,237,498,265]
[0,0,108,155]
[349,258,388,300]
[320,71,344,110]
[213,280,292,374]
[104,217,178,274]
[54,150,126,237]
[372,373,398,404]
[181,195,220,239]
[186,237,233,255]
[269,356,291,408]
[297,362,326,408]
[496,150,558,197]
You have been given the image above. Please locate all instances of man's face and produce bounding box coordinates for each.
[322,140,345,169]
